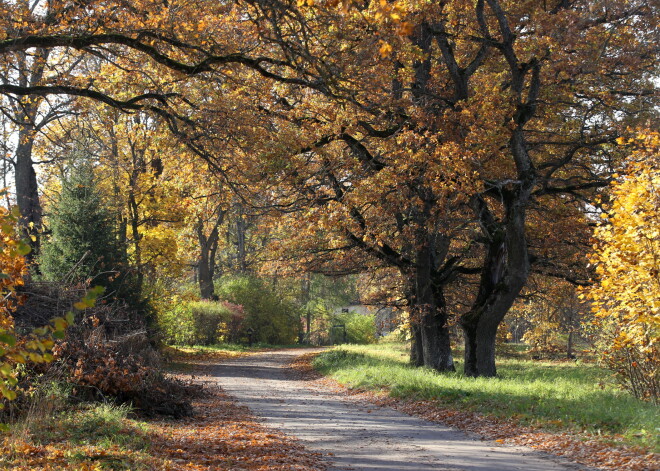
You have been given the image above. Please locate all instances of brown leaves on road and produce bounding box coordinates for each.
[1,353,327,470]
[149,384,327,470]
[149,352,327,470]
[290,352,659,471]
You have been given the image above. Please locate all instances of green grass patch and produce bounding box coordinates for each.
[33,403,150,449]
[1,381,160,470]
[313,343,660,452]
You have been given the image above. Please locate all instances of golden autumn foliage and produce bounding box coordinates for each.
[0,0,657,378]
[588,132,660,402]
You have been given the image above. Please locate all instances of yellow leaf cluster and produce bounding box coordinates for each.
[588,131,660,401]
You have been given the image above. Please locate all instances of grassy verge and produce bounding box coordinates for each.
[312,342,659,452]
[1,396,164,470]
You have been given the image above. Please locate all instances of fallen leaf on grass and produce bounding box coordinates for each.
[290,352,659,471]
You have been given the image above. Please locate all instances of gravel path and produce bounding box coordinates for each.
[211,349,587,471]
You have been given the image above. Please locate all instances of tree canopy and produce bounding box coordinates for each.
[0,0,657,377]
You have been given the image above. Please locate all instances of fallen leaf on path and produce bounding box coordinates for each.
[290,352,659,471]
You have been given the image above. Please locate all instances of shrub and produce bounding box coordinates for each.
[333,311,376,345]
[157,302,194,346]
[53,331,194,418]
[152,283,198,346]
[216,276,299,345]
[588,133,660,403]
[218,301,245,343]
[6,281,195,419]
[189,301,246,345]
[157,296,245,346]
[188,301,229,345]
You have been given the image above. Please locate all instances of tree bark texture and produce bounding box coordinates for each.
[409,323,424,367]
[15,128,42,265]
[407,240,455,373]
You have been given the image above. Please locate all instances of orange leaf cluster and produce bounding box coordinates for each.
[149,387,327,470]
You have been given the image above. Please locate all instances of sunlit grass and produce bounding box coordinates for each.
[313,342,659,452]
[2,396,158,470]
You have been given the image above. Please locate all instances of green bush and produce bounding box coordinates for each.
[333,311,376,344]
[216,276,299,345]
[158,300,233,346]
[158,303,193,345]
[189,301,232,345]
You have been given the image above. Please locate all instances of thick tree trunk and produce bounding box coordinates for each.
[410,323,424,367]
[13,49,50,268]
[411,304,453,371]
[15,131,42,265]
[461,180,532,377]
[461,250,527,377]
[409,298,454,371]
[197,227,219,299]
[461,228,505,377]
[198,245,215,299]
[462,323,478,377]
[419,300,454,372]
[462,281,521,377]
[475,317,499,377]
[418,274,454,372]
[409,243,455,372]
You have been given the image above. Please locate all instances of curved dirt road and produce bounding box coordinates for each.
[212,349,587,471]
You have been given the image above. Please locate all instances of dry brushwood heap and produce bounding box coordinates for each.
[9,281,195,418]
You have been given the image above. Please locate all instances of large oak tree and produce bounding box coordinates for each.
[1,0,657,376]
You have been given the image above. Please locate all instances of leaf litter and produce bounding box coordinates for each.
[0,351,327,470]
[290,352,659,471]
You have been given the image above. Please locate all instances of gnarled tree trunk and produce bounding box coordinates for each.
[461,134,535,377]
[407,240,455,372]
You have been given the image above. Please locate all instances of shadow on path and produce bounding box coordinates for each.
[211,349,588,471]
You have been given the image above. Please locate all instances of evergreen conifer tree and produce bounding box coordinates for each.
[40,160,129,298]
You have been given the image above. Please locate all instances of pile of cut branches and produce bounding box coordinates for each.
[6,281,195,418]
